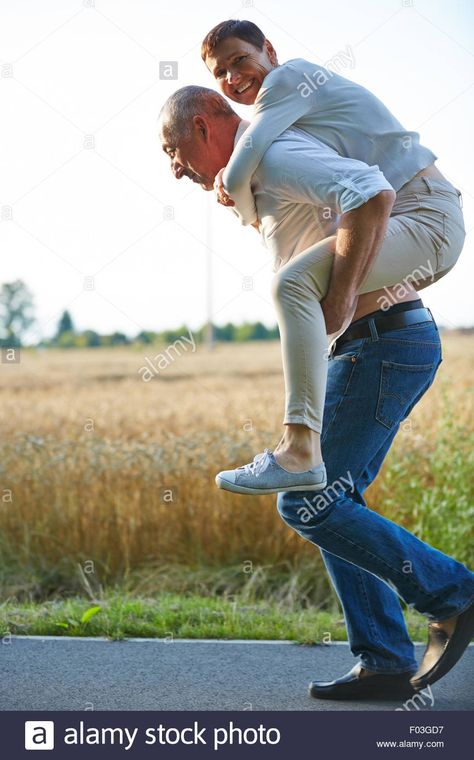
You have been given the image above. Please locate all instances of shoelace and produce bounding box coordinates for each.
[239,449,272,478]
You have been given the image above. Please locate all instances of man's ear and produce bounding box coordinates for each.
[192,115,208,141]
[264,39,278,66]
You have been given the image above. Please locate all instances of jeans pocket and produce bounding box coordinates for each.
[331,338,365,361]
[375,360,436,430]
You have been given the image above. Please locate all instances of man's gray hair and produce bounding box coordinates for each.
[159,86,237,144]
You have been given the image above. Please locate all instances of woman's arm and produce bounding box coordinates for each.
[222,63,314,225]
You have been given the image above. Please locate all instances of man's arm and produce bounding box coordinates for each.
[322,189,395,333]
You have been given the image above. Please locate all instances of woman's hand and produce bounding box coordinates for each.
[213,168,235,207]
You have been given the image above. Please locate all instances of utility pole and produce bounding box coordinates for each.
[205,193,214,349]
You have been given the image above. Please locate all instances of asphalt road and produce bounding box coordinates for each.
[1,638,472,711]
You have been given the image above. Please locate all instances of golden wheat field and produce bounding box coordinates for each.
[0,335,473,602]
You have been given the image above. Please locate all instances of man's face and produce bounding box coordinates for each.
[160,116,229,191]
[205,36,277,105]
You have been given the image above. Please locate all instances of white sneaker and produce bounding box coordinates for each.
[216,449,327,495]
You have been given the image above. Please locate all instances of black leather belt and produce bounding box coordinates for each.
[338,307,434,344]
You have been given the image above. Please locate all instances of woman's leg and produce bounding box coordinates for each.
[271,237,335,470]
[215,182,465,492]
[272,184,465,471]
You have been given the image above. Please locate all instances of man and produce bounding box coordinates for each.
[159,87,474,700]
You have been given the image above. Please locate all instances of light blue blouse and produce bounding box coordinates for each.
[224,59,436,225]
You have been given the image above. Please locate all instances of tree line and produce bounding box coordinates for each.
[0,280,279,348]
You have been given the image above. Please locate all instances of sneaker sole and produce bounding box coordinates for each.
[215,475,327,495]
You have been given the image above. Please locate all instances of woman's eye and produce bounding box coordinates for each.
[216,70,225,79]
[235,55,246,63]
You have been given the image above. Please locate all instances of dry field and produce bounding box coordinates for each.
[0,335,472,603]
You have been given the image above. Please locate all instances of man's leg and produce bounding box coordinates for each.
[320,428,425,675]
[316,330,427,675]
[277,318,474,686]
[321,550,416,674]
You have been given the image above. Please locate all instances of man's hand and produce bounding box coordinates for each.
[213,168,235,207]
[321,293,357,335]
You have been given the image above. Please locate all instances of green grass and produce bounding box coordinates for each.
[0,591,428,644]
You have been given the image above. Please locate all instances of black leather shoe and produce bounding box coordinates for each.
[309,663,416,700]
[410,602,474,691]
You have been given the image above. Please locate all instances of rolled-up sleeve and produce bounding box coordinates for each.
[332,165,394,212]
[267,131,394,212]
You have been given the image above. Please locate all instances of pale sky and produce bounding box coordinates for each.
[0,0,473,341]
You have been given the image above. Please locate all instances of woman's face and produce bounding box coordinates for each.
[205,36,278,105]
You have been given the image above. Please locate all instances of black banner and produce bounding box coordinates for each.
[3,710,470,759]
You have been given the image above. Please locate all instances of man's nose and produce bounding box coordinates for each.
[172,161,185,180]
[227,68,242,86]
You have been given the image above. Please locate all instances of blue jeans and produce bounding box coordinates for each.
[277,318,474,674]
